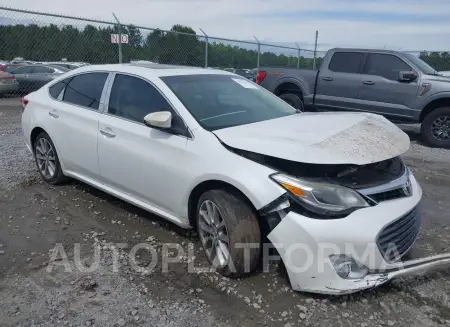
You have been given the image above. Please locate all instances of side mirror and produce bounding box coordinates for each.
[144,111,172,129]
[398,71,417,82]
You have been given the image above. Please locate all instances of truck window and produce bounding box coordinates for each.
[328,52,364,74]
[363,54,411,81]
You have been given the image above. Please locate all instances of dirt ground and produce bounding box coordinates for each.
[0,98,449,327]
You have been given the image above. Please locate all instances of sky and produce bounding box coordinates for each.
[1,0,450,52]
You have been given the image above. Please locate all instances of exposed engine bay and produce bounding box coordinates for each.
[233,148,405,189]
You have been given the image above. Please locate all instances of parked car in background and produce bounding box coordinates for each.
[223,68,236,73]
[44,62,89,70]
[9,64,67,93]
[234,69,256,81]
[0,63,24,73]
[0,71,19,95]
[257,48,450,148]
[21,63,450,295]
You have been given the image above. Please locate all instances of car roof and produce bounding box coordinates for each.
[330,48,405,55]
[71,63,234,78]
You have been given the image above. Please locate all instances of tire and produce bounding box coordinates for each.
[196,189,261,277]
[33,132,67,184]
[421,107,450,149]
[279,93,304,111]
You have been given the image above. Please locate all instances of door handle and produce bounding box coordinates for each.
[100,128,116,138]
[322,77,333,81]
[48,111,59,118]
[363,81,375,85]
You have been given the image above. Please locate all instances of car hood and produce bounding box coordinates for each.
[213,112,410,165]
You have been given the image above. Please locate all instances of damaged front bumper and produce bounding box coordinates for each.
[320,253,450,295]
[267,174,450,295]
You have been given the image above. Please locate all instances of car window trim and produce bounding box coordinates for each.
[103,71,193,139]
[47,71,112,113]
[328,51,366,74]
[362,53,416,81]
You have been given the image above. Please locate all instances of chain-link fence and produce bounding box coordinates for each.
[0,6,319,99]
[1,6,450,100]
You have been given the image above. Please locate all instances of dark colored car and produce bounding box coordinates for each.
[8,64,67,93]
[0,63,24,73]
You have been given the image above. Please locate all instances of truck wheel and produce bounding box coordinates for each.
[421,107,450,149]
[279,93,304,111]
[196,189,261,277]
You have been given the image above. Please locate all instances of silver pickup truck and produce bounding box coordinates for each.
[257,48,450,148]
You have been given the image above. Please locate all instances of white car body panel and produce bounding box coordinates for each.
[213,112,410,165]
[21,63,450,295]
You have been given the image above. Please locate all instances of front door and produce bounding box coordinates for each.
[97,73,190,218]
[357,53,420,120]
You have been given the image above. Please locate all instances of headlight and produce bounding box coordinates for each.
[271,173,369,216]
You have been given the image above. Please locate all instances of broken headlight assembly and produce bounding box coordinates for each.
[271,173,370,217]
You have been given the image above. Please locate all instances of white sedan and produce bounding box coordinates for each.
[21,63,450,294]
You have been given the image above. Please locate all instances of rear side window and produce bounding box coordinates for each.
[63,73,108,110]
[108,74,172,123]
[10,66,33,74]
[33,66,54,73]
[328,52,364,74]
[363,54,412,81]
[49,78,71,99]
[4,65,22,73]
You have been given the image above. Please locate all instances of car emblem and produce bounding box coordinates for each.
[402,179,412,197]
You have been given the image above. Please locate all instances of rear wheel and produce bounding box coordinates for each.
[33,132,67,184]
[279,93,304,111]
[196,190,261,277]
[421,107,450,149]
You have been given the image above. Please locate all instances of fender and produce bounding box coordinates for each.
[418,91,450,111]
[273,76,309,98]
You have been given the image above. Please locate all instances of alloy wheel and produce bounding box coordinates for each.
[35,138,57,179]
[198,200,230,269]
[431,116,450,141]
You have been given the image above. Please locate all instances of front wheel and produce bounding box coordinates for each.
[421,107,450,149]
[196,190,261,277]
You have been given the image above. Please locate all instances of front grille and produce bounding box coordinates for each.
[369,188,407,203]
[377,205,421,262]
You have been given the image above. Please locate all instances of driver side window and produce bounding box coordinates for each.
[108,74,173,123]
[363,54,412,81]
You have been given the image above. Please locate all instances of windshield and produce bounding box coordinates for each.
[161,74,297,131]
[403,53,437,75]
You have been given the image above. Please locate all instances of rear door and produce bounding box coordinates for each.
[45,72,109,179]
[315,51,365,111]
[357,53,420,120]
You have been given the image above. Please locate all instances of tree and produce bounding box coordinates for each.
[0,21,326,69]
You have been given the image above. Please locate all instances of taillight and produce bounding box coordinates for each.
[256,70,266,85]
[21,97,29,113]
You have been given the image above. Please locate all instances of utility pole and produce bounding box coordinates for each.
[295,42,301,68]
[254,36,261,76]
[313,30,318,69]
[112,12,122,63]
[200,28,208,68]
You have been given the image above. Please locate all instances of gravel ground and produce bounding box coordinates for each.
[0,98,449,327]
